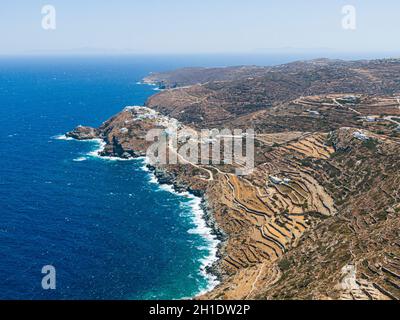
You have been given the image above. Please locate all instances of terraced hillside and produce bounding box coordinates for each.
[196,126,399,300]
[206,133,336,273]
[234,94,400,136]
[68,58,400,300]
[253,128,400,300]
[146,59,400,128]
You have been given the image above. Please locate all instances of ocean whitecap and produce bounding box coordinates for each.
[52,134,74,141]
[137,156,220,295]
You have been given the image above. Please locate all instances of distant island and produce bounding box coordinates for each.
[68,58,400,300]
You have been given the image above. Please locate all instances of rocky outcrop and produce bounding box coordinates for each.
[66,125,99,140]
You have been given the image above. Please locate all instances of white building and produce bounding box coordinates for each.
[269,175,291,185]
[353,131,369,141]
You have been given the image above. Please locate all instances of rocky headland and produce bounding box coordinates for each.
[68,58,400,300]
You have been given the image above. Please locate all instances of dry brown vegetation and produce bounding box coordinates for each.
[68,58,400,300]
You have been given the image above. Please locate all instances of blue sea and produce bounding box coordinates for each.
[0,56,221,300]
[0,53,376,300]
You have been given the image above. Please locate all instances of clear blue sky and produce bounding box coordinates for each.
[1,0,399,55]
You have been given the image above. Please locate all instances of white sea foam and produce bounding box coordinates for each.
[138,157,220,295]
[58,134,220,296]
[86,139,135,161]
[148,174,159,184]
[55,134,135,162]
[52,134,74,141]
[86,139,106,157]
[185,195,220,294]
[196,246,210,251]
[73,157,87,162]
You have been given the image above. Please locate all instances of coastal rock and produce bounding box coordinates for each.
[188,187,204,197]
[66,125,99,140]
[154,168,176,185]
[120,152,132,159]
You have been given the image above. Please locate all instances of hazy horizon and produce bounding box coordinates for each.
[1,1,400,56]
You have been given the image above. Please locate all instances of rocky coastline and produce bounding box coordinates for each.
[66,120,227,296]
[66,59,400,300]
[145,164,228,293]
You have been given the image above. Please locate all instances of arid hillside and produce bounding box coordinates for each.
[68,58,400,300]
[143,65,271,89]
[146,59,400,128]
[202,127,400,300]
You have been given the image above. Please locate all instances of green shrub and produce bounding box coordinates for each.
[362,139,378,151]
[278,258,291,271]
